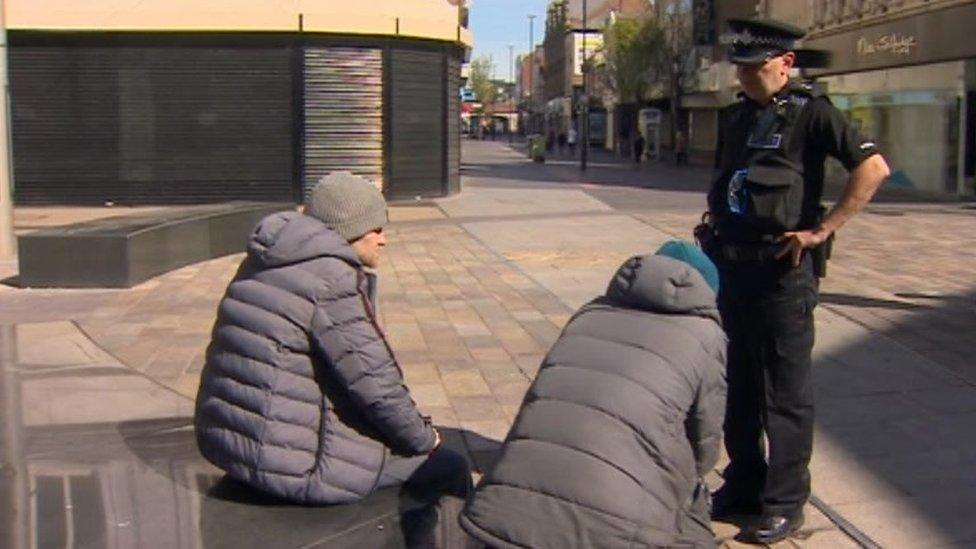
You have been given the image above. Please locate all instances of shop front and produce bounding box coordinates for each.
[805,2,976,196]
[5,1,470,205]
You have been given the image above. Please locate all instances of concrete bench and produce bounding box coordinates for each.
[17,202,291,288]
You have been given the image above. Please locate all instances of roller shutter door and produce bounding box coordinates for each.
[303,47,384,197]
[446,55,461,195]
[389,49,445,199]
[9,45,294,205]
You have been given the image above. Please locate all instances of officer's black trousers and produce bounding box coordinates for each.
[717,253,818,518]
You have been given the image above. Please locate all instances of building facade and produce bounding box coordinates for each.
[680,0,757,161]
[516,45,546,134]
[778,0,976,196]
[6,1,472,205]
[542,0,647,148]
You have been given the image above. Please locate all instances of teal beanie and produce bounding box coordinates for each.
[655,240,720,294]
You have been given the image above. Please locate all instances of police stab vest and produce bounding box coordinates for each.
[714,80,824,242]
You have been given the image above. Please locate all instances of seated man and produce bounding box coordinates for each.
[461,241,727,548]
[194,172,471,506]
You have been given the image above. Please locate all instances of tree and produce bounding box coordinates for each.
[651,0,695,153]
[468,56,497,107]
[599,1,696,157]
[599,15,662,104]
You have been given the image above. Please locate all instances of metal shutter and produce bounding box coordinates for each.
[302,47,384,197]
[9,45,294,205]
[446,55,461,195]
[389,49,445,199]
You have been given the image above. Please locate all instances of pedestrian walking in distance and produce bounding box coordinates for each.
[675,129,689,166]
[633,131,645,164]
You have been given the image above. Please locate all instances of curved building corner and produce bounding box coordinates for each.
[5,1,472,205]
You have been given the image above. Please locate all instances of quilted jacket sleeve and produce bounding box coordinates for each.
[687,337,728,477]
[309,268,436,456]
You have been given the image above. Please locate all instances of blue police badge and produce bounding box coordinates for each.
[728,169,749,215]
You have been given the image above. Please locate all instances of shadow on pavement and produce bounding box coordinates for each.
[819,292,928,310]
[3,388,493,549]
[809,286,976,546]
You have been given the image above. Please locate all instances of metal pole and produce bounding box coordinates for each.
[1,325,27,549]
[508,44,514,85]
[0,0,16,260]
[508,44,514,141]
[580,0,588,171]
[528,14,535,134]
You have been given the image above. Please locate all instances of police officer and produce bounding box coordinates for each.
[706,18,890,544]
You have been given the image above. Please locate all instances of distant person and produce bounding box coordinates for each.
[461,241,728,548]
[567,126,578,157]
[557,132,567,154]
[675,129,689,166]
[634,131,646,164]
[195,172,472,508]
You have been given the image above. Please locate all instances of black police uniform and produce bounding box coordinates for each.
[707,78,880,518]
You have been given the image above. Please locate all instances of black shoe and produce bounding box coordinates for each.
[709,488,761,520]
[738,512,804,545]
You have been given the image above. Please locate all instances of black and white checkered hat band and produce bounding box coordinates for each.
[719,29,794,51]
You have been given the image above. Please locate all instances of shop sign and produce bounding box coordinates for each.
[856,33,918,57]
[805,1,976,75]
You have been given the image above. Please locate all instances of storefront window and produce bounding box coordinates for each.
[830,90,960,193]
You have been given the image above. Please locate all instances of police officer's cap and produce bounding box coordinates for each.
[721,18,832,68]
[722,18,805,66]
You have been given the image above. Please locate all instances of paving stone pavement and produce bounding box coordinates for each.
[3,139,976,547]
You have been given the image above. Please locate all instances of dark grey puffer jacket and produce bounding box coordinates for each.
[461,255,727,548]
[194,211,436,504]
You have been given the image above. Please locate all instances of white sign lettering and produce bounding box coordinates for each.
[857,33,918,56]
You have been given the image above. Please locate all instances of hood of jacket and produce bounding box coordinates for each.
[605,254,720,322]
[246,211,361,268]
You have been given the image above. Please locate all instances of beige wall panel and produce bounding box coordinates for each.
[398,16,457,41]
[7,0,297,30]
[301,13,396,36]
[6,0,470,44]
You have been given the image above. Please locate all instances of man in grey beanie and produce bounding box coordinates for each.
[195,172,472,514]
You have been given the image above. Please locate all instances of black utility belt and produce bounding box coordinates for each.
[718,242,784,263]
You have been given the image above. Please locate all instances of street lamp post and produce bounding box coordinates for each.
[0,0,15,260]
[508,44,514,86]
[508,44,514,141]
[580,0,588,171]
[528,14,536,135]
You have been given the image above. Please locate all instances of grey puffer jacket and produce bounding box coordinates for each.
[461,255,727,548]
[194,211,435,504]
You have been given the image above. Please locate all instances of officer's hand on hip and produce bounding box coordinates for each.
[776,228,831,267]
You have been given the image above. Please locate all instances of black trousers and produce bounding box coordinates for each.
[376,446,473,499]
[717,253,818,518]
[376,446,475,548]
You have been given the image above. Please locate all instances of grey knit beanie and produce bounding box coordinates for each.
[306,172,388,241]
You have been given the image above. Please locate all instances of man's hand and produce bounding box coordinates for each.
[776,155,889,268]
[429,427,442,455]
[776,228,830,267]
